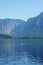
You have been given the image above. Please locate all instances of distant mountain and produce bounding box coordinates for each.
[0,12,43,37]
[0,19,25,36]
[11,12,43,37]
[21,12,43,37]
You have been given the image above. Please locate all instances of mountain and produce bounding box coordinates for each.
[11,12,43,37]
[21,12,43,37]
[0,19,25,36]
[0,12,43,37]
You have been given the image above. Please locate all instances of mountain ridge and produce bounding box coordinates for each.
[0,12,43,37]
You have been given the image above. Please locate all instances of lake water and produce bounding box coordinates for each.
[0,39,43,65]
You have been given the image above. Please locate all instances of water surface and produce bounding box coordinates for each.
[0,39,43,65]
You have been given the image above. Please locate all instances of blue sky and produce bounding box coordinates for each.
[0,0,43,20]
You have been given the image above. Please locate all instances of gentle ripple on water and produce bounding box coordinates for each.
[0,39,43,65]
[0,53,43,65]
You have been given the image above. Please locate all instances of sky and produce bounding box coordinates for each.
[0,0,43,21]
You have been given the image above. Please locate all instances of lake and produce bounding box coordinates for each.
[0,39,43,65]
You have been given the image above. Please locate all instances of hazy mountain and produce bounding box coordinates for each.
[0,19,25,36]
[0,12,43,37]
[21,12,43,37]
[11,12,43,37]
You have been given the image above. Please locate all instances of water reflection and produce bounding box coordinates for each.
[0,39,43,65]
